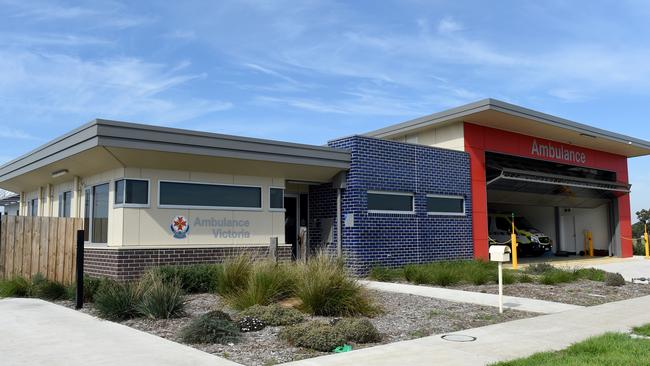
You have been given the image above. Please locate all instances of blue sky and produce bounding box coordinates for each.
[1,0,649,221]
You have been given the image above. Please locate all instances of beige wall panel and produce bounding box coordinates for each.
[272,212,286,243]
[122,208,140,246]
[187,211,235,245]
[189,172,234,184]
[230,211,272,245]
[138,207,190,245]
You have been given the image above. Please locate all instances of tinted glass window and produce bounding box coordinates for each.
[92,183,109,243]
[125,180,148,204]
[367,192,413,212]
[159,182,261,208]
[59,191,72,217]
[30,199,38,216]
[114,180,125,204]
[115,179,148,205]
[426,196,464,214]
[496,217,511,232]
[270,188,284,209]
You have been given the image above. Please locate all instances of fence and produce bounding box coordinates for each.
[0,216,84,285]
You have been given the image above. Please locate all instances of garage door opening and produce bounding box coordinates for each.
[485,152,630,260]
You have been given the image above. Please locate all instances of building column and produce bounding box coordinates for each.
[72,176,81,218]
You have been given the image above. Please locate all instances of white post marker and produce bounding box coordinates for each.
[489,245,512,314]
[498,261,503,314]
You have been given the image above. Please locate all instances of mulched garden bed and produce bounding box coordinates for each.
[58,290,535,366]
[454,280,650,306]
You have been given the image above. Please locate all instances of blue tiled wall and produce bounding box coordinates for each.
[310,135,473,274]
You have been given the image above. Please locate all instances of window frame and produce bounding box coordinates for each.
[367,190,415,214]
[269,186,285,212]
[426,194,466,216]
[157,180,263,211]
[59,191,72,217]
[85,182,110,244]
[113,178,150,208]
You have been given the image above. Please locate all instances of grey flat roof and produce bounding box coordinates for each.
[364,98,650,154]
[0,119,351,183]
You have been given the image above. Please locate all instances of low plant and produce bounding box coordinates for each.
[238,304,304,326]
[218,254,253,296]
[280,321,346,352]
[31,275,67,300]
[333,318,381,343]
[67,276,109,303]
[295,254,379,317]
[605,272,626,287]
[524,263,555,275]
[539,270,575,285]
[94,280,143,320]
[237,316,266,332]
[517,273,535,283]
[227,261,296,310]
[153,264,222,293]
[502,270,517,285]
[633,323,650,337]
[368,266,403,282]
[0,276,31,297]
[137,273,186,319]
[403,260,499,287]
[180,310,241,344]
[574,268,607,282]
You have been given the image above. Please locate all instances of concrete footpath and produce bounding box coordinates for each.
[360,280,582,314]
[285,294,650,366]
[0,298,239,366]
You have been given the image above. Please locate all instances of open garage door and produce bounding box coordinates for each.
[485,152,630,257]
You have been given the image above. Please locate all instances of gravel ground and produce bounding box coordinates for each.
[455,280,650,306]
[57,291,535,366]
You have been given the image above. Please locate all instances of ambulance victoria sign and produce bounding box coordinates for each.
[531,139,587,164]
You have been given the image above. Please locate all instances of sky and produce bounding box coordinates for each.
[0,0,649,221]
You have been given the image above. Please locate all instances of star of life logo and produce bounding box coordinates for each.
[170,216,189,239]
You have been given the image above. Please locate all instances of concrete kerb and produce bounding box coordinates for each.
[360,280,583,314]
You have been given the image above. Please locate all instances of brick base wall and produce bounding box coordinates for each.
[84,245,292,281]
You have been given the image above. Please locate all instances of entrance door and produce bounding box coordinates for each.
[284,195,298,260]
[561,213,577,253]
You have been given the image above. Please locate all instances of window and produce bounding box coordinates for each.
[367,191,414,213]
[159,181,262,209]
[59,191,72,217]
[83,188,90,242]
[92,183,109,243]
[426,195,465,215]
[29,199,38,217]
[270,188,284,210]
[114,179,149,206]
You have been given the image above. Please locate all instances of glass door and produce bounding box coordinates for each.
[91,183,109,243]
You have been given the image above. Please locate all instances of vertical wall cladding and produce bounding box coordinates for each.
[326,135,473,274]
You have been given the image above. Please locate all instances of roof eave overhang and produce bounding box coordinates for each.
[364,99,650,158]
[0,120,351,189]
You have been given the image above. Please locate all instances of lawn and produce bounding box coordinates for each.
[492,330,650,366]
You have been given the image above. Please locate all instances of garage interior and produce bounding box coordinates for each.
[485,152,631,258]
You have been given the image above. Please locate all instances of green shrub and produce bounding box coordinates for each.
[517,273,534,283]
[502,270,517,285]
[280,321,346,352]
[633,323,650,337]
[368,266,402,282]
[524,263,555,275]
[0,276,31,297]
[32,279,67,300]
[237,316,266,332]
[333,318,381,343]
[153,264,222,293]
[226,262,296,310]
[218,255,253,296]
[540,270,575,285]
[403,265,433,284]
[94,280,143,320]
[574,268,607,282]
[137,273,186,319]
[295,254,379,317]
[605,272,626,287]
[67,277,106,303]
[180,310,241,344]
[633,240,646,256]
[468,268,493,285]
[238,304,304,326]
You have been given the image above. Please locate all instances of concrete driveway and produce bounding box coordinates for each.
[549,256,650,281]
[0,298,239,366]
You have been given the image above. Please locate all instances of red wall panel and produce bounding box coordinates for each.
[464,122,632,259]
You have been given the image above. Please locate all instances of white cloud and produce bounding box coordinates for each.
[437,16,464,34]
[0,50,231,125]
